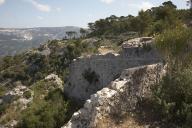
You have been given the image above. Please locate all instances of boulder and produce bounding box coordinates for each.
[45,74,63,90]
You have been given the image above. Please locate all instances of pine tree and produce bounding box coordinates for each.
[187,0,192,9]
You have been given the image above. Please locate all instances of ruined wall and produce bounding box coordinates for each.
[63,63,166,128]
[64,44,161,101]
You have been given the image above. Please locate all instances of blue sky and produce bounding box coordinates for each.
[0,0,188,28]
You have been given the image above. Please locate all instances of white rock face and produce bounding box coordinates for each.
[3,85,33,109]
[64,37,161,101]
[63,63,165,128]
[5,85,28,96]
[45,74,63,90]
[122,37,153,48]
[4,120,18,128]
[82,38,100,45]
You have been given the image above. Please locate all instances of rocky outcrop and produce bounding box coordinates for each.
[64,37,162,101]
[1,85,33,110]
[122,37,153,48]
[63,63,165,128]
[0,84,33,128]
[45,74,63,90]
[0,74,63,128]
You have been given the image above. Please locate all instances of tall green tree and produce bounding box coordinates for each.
[80,28,87,38]
[66,31,77,39]
[138,10,153,35]
[187,0,192,9]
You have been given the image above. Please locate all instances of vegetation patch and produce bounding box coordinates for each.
[17,81,79,128]
[152,26,192,127]
[0,86,6,97]
[82,68,100,84]
[23,91,32,99]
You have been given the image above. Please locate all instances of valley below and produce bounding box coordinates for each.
[0,27,80,56]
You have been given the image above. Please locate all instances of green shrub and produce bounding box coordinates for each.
[18,89,75,128]
[155,26,192,66]
[0,86,6,97]
[153,67,192,126]
[153,27,192,126]
[23,91,32,99]
[0,103,8,115]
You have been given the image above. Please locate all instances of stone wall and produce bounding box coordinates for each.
[62,63,166,128]
[64,39,161,101]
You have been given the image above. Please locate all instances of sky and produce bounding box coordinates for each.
[0,0,189,28]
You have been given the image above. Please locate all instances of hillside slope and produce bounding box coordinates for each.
[0,26,80,56]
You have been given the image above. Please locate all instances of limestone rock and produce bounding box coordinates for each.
[122,37,153,48]
[2,85,33,109]
[45,74,63,90]
[64,37,161,101]
[4,120,18,128]
[63,63,165,128]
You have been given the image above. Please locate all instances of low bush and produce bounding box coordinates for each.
[152,27,192,126]
[0,86,6,97]
[155,26,192,69]
[18,88,76,128]
[23,91,31,99]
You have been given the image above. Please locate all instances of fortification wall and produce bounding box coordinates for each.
[63,63,165,128]
[64,44,161,101]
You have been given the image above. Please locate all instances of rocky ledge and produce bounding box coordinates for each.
[63,63,166,128]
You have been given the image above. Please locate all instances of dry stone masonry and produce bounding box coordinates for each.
[63,63,166,128]
[64,37,162,101]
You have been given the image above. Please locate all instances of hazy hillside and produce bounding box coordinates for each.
[0,26,81,56]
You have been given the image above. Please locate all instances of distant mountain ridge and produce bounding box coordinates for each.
[0,26,81,56]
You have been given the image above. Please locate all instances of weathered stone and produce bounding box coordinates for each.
[45,74,63,90]
[4,120,18,128]
[64,37,161,101]
[63,63,165,128]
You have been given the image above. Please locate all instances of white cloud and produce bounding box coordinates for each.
[27,0,51,12]
[0,0,5,5]
[56,7,61,12]
[140,1,153,11]
[100,0,115,4]
[127,1,153,11]
[37,16,44,20]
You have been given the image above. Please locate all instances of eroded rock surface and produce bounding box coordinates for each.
[2,85,33,110]
[63,63,165,128]
[45,74,63,90]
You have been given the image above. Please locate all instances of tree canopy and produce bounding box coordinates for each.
[88,1,191,36]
